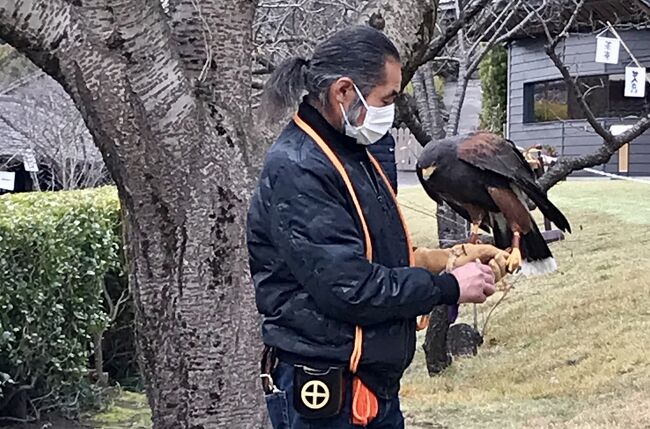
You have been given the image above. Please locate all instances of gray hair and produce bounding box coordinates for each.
[260,25,400,123]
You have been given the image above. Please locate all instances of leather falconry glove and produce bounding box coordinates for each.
[449,243,510,282]
[413,244,510,282]
[413,247,452,274]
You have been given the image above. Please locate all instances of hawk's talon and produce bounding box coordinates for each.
[469,222,482,244]
[506,247,522,273]
[468,233,481,244]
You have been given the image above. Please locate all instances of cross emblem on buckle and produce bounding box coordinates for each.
[300,380,330,410]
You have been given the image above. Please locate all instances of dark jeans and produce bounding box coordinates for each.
[265,362,404,429]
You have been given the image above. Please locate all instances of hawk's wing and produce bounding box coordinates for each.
[456,133,537,187]
[456,133,571,232]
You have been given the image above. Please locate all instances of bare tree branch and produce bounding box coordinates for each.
[531,1,650,190]
[469,0,544,70]
[411,69,434,136]
[102,280,130,323]
[0,0,72,79]
[252,0,359,83]
[552,0,586,48]
[464,0,516,59]
[419,0,492,66]
[402,0,512,141]
[443,0,544,136]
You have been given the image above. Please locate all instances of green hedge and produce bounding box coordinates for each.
[479,45,508,135]
[0,187,128,418]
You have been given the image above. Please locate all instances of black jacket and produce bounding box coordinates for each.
[368,133,398,193]
[246,102,459,398]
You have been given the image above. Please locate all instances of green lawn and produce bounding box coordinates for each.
[31,180,650,429]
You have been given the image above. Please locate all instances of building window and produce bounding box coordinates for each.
[532,80,569,122]
[523,74,650,123]
[608,74,650,117]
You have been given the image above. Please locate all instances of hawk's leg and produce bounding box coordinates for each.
[507,231,522,273]
[465,207,485,245]
[469,222,482,244]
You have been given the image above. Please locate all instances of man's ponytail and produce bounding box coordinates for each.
[260,57,309,123]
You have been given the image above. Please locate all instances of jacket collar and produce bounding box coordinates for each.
[296,100,367,157]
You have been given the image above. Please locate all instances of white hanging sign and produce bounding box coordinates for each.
[610,124,633,136]
[595,36,620,64]
[22,149,39,172]
[0,171,16,191]
[624,66,646,98]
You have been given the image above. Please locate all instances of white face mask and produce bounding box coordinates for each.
[339,84,395,146]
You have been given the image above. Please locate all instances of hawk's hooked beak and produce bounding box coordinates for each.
[421,165,437,180]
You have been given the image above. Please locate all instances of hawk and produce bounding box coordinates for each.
[416,132,571,276]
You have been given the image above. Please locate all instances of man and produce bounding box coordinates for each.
[248,26,507,428]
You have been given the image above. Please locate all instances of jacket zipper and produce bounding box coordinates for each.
[360,161,378,193]
[360,161,386,207]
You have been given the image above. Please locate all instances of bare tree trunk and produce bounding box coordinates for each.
[396,92,432,144]
[423,63,447,140]
[412,70,434,135]
[415,65,469,246]
[0,1,264,428]
[413,62,447,140]
[409,0,474,373]
[422,305,451,375]
[432,195,468,373]
[93,333,108,386]
[446,67,472,137]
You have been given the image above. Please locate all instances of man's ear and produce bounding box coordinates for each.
[329,77,356,107]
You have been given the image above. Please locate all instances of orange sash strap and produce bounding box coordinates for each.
[293,114,428,426]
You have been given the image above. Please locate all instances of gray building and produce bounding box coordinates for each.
[506,6,650,176]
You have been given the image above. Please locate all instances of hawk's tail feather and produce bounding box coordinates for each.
[491,214,557,277]
[521,221,553,263]
[520,257,557,276]
[517,181,571,233]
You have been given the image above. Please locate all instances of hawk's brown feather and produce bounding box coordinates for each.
[486,187,532,235]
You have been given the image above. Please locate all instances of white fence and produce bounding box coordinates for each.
[391,127,423,171]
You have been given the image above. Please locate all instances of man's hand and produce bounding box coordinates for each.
[450,244,510,282]
[451,262,497,304]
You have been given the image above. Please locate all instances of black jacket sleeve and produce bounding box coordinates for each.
[268,157,459,327]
